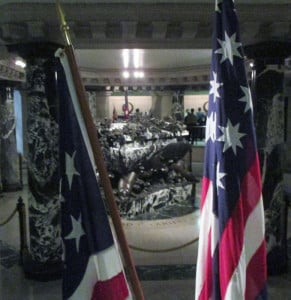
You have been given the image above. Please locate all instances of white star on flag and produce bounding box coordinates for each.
[238,86,253,112]
[195,1,267,299]
[218,119,246,155]
[65,151,80,190]
[64,215,85,253]
[206,112,217,142]
[216,162,227,191]
[215,31,242,65]
[209,71,223,102]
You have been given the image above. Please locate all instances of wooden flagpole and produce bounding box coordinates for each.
[56,2,144,299]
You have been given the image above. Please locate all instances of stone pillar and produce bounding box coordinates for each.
[0,88,4,194]
[150,92,162,117]
[0,147,2,195]
[151,90,172,119]
[95,90,111,119]
[10,43,62,279]
[245,41,291,275]
[0,86,22,191]
[170,89,184,121]
[283,61,291,171]
[86,90,98,124]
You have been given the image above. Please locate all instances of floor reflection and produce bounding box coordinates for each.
[0,170,291,299]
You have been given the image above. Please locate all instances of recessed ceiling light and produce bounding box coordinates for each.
[122,71,130,78]
[134,71,144,78]
[122,49,129,68]
[15,59,26,68]
[133,49,142,68]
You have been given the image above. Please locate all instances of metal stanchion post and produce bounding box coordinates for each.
[19,154,23,189]
[188,146,192,173]
[17,197,29,265]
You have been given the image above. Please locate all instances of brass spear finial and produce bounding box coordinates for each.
[56,0,71,46]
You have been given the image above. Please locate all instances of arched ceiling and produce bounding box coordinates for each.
[0,0,290,88]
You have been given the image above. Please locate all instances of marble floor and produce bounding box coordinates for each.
[0,169,291,299]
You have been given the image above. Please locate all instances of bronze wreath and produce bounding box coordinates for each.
[203,101,208,113]
[122,102,134,114]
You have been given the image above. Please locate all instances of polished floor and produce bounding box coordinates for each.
[0,167,291,299]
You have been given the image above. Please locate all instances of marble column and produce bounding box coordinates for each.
[10,43,62,279]
[86,90,98,124]
[0,89,3,194]
[245,41,291,275]
[151,90,173,118]
[94,90,111,120]
[283,63,291,171]
[170,89,184,121]
[0,150,2,195]
[0,86,22,191]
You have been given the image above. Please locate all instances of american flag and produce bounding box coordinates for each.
[57,50,131,300]
[195,1,267,299]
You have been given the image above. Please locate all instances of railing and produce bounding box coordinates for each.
[0,197,29,265]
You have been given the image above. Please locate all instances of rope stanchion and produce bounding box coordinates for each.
[0,196,29,266]
[129,237,199,253]
[0,206,18,227]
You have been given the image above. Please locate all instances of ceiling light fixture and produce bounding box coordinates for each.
[122,71,130,78]
[133,71,144,78]
[15,58,26,68]
[122,49,129,68]
[122,49,145,80]
[133,49,142,68]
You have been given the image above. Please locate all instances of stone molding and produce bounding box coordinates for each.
[0,1,290,86]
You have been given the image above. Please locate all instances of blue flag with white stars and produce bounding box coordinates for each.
[56,49,130,300]
[195,1,267,299]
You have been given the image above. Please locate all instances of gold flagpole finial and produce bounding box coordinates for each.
[56,0,72,46]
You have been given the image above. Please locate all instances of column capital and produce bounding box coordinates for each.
[244,41,291,65]
[7,42,63,62]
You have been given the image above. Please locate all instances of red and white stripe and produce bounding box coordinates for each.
[195,155,266,299]
[57,48,132,300]
[69,245,131,300]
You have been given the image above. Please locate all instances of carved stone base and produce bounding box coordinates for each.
[22,253,62,282]
[2,183,22,192]
[117,182,195,219]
